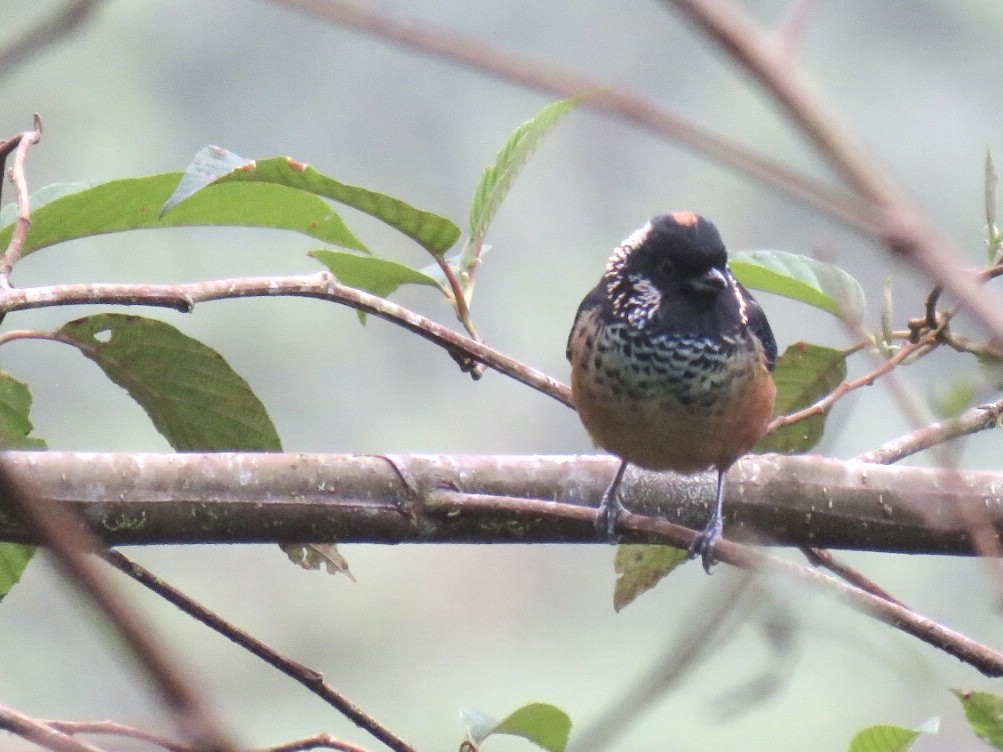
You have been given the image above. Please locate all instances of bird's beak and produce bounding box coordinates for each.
[688,267,728,294]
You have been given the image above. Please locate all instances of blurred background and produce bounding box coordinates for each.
[1,1,1002,750]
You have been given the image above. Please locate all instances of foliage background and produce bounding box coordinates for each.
[2,1,1003,750]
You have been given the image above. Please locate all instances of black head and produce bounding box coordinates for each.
[602,212,732,320]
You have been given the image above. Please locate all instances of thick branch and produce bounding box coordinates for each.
[0,452,1000,554]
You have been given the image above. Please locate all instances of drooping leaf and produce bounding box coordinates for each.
[730,250,866,324]
[464,703,571,752]
[58,314,281,451]
[0,174,366,257]
[461,97,582,299]
[0,543,34,599]
[0,373,46,449]
[166,147,460,256]
[756,343,847,454]
[847,724,925,752]
[953,689,1003,749]
[613,543,687,611]
[282,543,355,581]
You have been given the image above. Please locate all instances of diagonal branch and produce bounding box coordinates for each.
[663,0,1003,341]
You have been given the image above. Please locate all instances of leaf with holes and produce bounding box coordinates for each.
[756,343,847,454]
[59,314,281,451]
[164,146,460,256]
[613,543,687,611]
[731,250,866,323]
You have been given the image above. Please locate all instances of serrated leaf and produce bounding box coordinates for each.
[463,97,582,280]
[953,689,1003,749]
[58,314,281,451]
[0,174,366,257]
[731,250,866,324]
[281,543,355,581]
[848,724,923,752]
[0,543,34,598]
[167,147,459,256]
[0,373,46,449]
[613,543,687,611]
[466,703,571,752]
[756,343,847,454]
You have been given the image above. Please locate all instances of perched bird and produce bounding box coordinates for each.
[566,212,777,572]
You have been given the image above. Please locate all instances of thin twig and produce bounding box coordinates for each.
[431,490,1003,677]
[768,339,920,433]
[0,272,572,407]
[1,114,42,281]
[0,706,108,752]
[269,0,875,234]
[100,550,417,752]
[856,399,1003,465]
[44,720,188,752]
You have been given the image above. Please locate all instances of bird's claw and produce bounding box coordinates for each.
[595,490,625,542]
[687,515,723,574]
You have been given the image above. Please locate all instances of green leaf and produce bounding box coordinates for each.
[847,724,924,752]
[0,373,46,449]
[463,97,582,292]
[167,147,460,256]
[466,703,572,752]
[310,250,443,323]
[756,343,847,454]
[730,250,866,324]
[613,544,687,611]
[58,314,281,451]
[0,175,366,257]
[0,543,35,599]
[953,688,1003,749]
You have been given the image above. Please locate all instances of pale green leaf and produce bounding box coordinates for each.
[466,703,572,752]
[731,250,866,323]
[953,688,1003,749]
[847,724,923,752]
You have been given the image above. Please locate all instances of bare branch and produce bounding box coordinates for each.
[269,0,874,233]
[663,0,1003,340]
[0,706,108,752]
[1,115,43,281]
[101,550,417,752]
[856,398,1003,465]
[0,462,237,752]
[0,272,571,407]
[0,452,1000,555]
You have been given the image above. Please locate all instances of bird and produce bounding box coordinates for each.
[566,212,777,572]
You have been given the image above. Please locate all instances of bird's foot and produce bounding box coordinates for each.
[687,514,723,574]
[595,487,626,542]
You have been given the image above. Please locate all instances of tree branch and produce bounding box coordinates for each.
[269,0,875,233]
[0,273,571,407]
[0,452,1000,554]
[663,0,1003,340]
